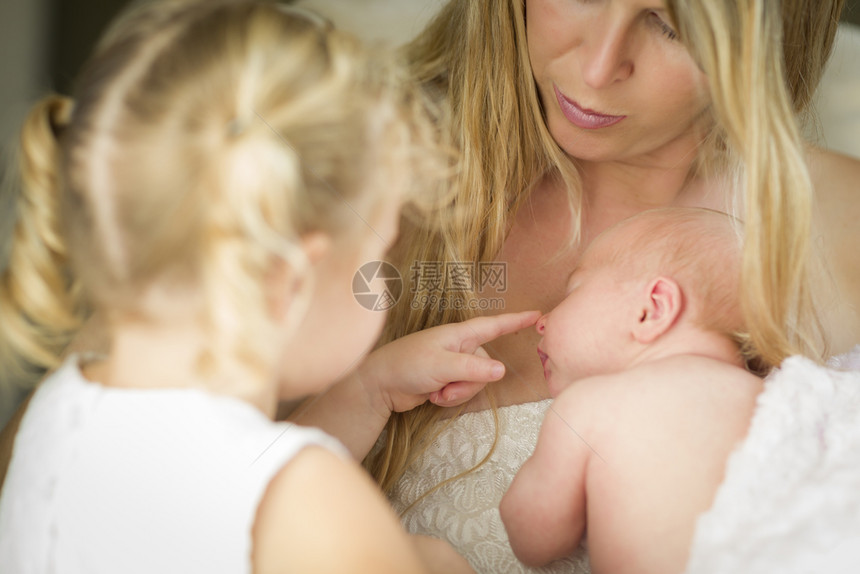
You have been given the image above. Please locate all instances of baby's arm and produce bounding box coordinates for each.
[252,446,473,574]
[500,388,591,567]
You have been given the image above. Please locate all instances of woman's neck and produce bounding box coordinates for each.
[576,144,728,245]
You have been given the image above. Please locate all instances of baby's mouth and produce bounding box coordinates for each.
[537,348,549,379]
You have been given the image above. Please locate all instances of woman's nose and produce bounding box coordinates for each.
[536,314,548,334]
[581,19,634,88]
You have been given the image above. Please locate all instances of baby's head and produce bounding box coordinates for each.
[23,1,442,396]
[537,208,746,395]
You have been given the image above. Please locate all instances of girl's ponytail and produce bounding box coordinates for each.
[0,95,86,413]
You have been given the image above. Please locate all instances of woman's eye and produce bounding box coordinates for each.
[649,12,678,41]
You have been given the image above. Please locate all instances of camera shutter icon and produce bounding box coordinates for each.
[352,261,403,311]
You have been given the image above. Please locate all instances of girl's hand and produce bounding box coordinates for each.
[288,310,540,461]
[358,311,541,416]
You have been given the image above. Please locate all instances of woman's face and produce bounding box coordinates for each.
[525,0,711,165]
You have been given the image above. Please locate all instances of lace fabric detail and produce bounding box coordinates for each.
[389,399,590,574]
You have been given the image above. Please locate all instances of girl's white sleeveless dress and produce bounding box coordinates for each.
[0,355,346,574]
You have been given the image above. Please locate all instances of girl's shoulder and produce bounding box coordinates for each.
[251,445,426,574]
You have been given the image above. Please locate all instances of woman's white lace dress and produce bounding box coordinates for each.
[388,399,590,574]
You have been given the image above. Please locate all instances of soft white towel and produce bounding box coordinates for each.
[685,347,860,573]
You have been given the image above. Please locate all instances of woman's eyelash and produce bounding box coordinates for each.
[660,22,678,40]
[650,12,678,40]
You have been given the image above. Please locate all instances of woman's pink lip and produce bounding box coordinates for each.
[554,85,626,129]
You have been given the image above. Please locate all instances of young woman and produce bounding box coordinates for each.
[2,1,857,572]
[292,1,860,572]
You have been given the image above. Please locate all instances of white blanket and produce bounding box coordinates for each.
[685,347,860,573]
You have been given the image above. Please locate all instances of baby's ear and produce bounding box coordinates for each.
[632,276,683,344]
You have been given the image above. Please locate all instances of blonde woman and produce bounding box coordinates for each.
[291,0,860,572]
[2,0,858,571]
[0,1,481,571]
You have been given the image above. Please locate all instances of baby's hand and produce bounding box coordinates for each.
[359,311,541,414]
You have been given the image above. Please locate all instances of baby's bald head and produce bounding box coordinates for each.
[581,208,745,343]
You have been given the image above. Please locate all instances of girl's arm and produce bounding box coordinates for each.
[289,311,540,460]
[412,535,477,573]
[500,388,590,568]
[252,446,473,574]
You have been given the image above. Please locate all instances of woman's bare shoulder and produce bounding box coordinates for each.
[807,147,860,352]
[807,147,860,211]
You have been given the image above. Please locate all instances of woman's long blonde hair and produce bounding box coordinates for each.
[367,0,843,494]
[0,0,441,408]
[667,0,841,367]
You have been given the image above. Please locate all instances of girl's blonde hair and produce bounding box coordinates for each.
[367,0,843,494]
[0,0,441,403]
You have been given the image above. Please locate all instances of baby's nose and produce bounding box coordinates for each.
[536,314,548,334]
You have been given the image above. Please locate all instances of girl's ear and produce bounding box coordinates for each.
[300,231,332,265]
[266,232,332,320]
[632,276,683,344]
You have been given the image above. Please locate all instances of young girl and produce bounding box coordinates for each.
[0,1,475,571]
